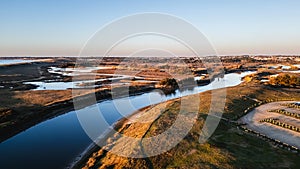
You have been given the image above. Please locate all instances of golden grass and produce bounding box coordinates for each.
[79,81,300,169]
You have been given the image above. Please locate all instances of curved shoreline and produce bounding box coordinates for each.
[67,105,155,169]
[70,88,300,169]
[68,75,252,168]
[0,85,156,143]
[0,71,255,169]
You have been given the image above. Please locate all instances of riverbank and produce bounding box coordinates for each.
[0,61,219,143]
[1,57,296,144]
[1,57,299,169]
[68,104,155,169]
[0,83,160,142]
[74,81,300,169]
[0,58,162,142]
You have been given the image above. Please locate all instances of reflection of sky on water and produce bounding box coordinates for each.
[0,71,254,169]
[25,66,148,90]
[0,59,38,65]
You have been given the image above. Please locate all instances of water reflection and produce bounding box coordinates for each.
[0,71,254,169]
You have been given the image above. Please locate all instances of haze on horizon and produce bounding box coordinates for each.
[1,0,300,56]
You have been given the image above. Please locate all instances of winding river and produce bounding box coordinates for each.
[0,71,254,169]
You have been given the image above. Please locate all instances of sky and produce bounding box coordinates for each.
[1,0,300,56]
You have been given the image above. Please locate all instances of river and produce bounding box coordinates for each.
[0,59,51,66]
[0,71,254,169]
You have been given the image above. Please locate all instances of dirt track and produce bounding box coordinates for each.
[240,101,300,148]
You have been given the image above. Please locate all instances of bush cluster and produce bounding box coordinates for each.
[284,103,300,109]
[159,78,178,88]
[240,125,299,152]
[269,73,300,87]
[260,118,300,132]
[269,109,300,119]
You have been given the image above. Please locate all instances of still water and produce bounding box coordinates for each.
[0,59,37,66]
[0,72,254,169]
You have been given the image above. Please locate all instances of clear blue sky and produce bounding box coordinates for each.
[1,0,300,56]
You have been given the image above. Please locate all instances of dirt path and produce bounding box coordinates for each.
[240,101,300,148]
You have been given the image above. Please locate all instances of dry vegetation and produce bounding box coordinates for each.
[240,101,300,150]
[269,73,300,87]
[78,78,300,169]
[0,56,299,168]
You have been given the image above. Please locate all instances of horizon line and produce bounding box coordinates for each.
[0,54,300,58]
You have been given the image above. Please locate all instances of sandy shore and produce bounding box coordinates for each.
[240,101,300,148]
[67,104,158,169]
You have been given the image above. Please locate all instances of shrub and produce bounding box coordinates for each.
[260,118,300,133]
[269,73,300,87]
[159,78,178,88]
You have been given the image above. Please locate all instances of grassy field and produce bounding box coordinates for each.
[0,57,299,168]
[78,80,300,169]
